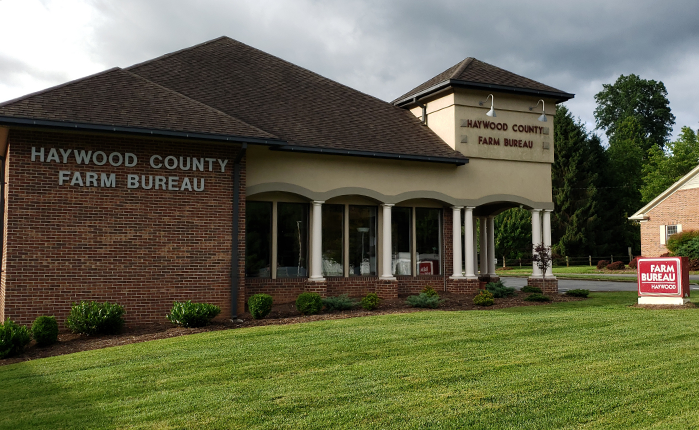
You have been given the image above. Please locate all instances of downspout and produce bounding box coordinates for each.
[231,143,247,320]
[413,97,428,126]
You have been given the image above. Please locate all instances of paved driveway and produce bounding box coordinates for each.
[499,276,699,292]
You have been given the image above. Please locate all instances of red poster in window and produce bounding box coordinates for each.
[418,261,433,275]
[637,257,689,297]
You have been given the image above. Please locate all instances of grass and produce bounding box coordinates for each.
[498,266,699,284]
[3,292,699,429]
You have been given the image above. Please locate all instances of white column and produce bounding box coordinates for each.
[464,207,477,279]
[380,204,396,280]
[543,210,554,278]
[487,215,496,276]
[479,217,487,276]
[531,209,542,277]
[309,201,325,281]
[451,206,464,279]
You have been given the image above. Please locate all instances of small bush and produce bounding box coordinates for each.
[167,301,221,328]
[596,260,610,270]
[422,286,438,297]
[66,301,125,335]
[667,230,699,259]
[0,319,32,359]
[31,316,58,346]
[525,293,551,302]
[486,280,516,298]
[361,293,380,311]
[565,289,590,298]
[521,286,542,294]
[606,261,625,271]
[406,293,441,308]
[296,292,323,315]
[473,290,495,306]
[322,294,358,311]
[248,294,273,319]
[690,259,699,271]
[629,256,644,269]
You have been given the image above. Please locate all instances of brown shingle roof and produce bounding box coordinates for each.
[0,67,277,140]
[393,57,573,104]
[127,37,465,161]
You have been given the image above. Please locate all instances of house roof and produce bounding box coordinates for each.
[629,164,699,220]
[0,67,280,144]
[126,37,467,163]
[392,57,574,106]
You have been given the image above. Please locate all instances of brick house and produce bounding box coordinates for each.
[0,37,573,326]
[630,164,699,257]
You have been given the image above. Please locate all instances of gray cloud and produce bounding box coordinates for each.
[22,1,699,137]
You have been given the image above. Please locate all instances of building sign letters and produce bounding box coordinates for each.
[461,119,549,149]
[31,147,229,192]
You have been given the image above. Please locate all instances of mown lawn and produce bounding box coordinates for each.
[3,292,699,429]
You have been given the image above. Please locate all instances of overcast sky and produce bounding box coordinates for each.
[1,0,697,142]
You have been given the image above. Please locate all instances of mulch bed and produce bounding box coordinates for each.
[1,291,583,367]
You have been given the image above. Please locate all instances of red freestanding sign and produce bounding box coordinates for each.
[637,257,690,304]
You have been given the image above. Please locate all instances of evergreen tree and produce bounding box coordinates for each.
[641,127,699,203]
[494,208,531,260]
[551,105,603,256]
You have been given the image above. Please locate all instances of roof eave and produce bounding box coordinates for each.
[628,163,699,220]
[0,116,286,146]
[269,144,468,166]
[393,79,575,107]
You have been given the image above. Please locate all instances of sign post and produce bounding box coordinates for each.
[637,257,690,305]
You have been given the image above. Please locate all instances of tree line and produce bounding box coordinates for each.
[495,74,699,259]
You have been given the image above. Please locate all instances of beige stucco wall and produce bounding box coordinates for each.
[247,145,553,209]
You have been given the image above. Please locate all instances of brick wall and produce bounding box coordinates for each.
[641,188,699,257]
[2,129,246,326]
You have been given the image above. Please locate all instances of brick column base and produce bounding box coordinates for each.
[527,277,558,294]
[304,280,328,298]
[446,278,480,294]
[376,279,398,299]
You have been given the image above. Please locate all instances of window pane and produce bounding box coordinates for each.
[322,204,344,276]
[245,201,271,277]
[277,202,308,278]
[416,208,441,275]
[349,205,377,276]
[392,207,412,275]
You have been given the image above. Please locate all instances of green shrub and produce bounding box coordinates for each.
[521,286,542,294]
[167,301,221,328]
[525,293,551,302]
[473,290,495,306]
[248,294,273,319]
[565,289,590,297]
[406,293,441,308]
[322,294,358,311]
[486,281,516,298]
[0,319,32,359]
[421,286,438,297]
[606,261,625,270]
[66,301,125,335]
[361,293,380,311]
[667,230,699,259]
[31,316,58,346]
[296,292,323,315]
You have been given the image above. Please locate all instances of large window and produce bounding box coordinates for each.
[245,201,272,277]
[277,203,308,278]
[349,205,377,276]
[416,208,441,275]
[322,204,344,276]
[392,207,412,275]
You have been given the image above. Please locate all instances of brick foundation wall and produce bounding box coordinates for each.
[446,278,480,294]
[526,277,559,294]
[641,188,699,257]
[2,130,246,326]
